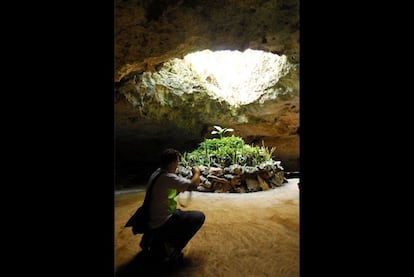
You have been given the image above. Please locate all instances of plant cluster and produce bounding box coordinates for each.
[180,126,276,168]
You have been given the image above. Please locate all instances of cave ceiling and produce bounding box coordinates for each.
[115,0,300,181]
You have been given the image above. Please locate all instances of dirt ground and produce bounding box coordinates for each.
[114,178,300,277]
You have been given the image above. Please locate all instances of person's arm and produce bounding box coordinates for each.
[187,166,200,191]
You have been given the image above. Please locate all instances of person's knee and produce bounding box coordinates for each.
[187,210,205,228]
[197,211,206,226]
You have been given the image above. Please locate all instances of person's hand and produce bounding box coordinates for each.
[191,166,200,175]
[189,166,200,190]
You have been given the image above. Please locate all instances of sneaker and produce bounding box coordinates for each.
[163,242,176,256]
[172,251,184,263]
[164,249,183,264]
[139,232,154,251]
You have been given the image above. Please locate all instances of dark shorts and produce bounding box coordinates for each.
[151,209,205,251]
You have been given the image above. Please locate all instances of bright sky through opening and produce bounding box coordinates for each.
[184,49,287,106]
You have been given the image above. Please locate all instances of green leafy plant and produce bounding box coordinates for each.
[210,125,234,139]
[180,126,276,168]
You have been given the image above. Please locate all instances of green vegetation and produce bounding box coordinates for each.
[180,126,276,168]
[210,125,234,139]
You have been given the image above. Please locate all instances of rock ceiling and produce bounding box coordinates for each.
[114,0,300,187]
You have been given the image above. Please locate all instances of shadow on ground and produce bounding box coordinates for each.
[115,251,194,277]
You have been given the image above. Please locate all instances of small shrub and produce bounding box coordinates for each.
[180,126,276,168]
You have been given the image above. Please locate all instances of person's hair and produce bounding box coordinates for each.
[160,148,181,169]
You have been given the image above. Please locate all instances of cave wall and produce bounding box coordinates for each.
[115,0,300,188]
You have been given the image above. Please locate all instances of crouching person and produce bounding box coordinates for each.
[140,148,205,263]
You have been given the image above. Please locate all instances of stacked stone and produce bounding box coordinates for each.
[177,160,287,193]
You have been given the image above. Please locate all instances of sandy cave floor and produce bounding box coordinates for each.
[114,178,300,277]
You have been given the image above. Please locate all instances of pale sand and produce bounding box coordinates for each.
[114,178,300,277]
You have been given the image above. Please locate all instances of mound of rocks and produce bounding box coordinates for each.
[177,160,287,193]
